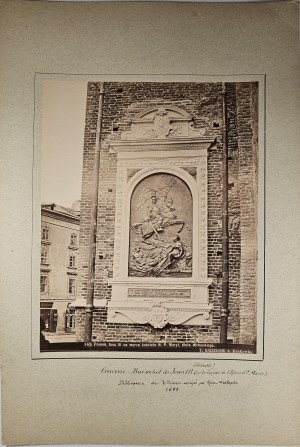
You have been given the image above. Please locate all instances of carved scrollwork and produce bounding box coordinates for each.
[107,304,212,328]
[120,108,208,141]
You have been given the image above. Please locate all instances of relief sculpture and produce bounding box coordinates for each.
[129,173,193,277]
[120,108,207,141]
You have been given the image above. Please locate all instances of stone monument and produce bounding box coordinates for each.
[106,106,215,328]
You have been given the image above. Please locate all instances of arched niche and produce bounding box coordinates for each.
[128,172,193,278]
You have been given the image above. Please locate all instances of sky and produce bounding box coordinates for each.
[41,80,87,208]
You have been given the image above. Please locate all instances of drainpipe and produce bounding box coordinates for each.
[220,82,230,344]
[84,83,105,343]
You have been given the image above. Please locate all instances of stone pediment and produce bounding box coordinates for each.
[120,107,207,141]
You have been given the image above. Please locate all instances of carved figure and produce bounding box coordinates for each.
[131,245,147,269]
[129,174,192,277]
[130,234,191,277]
[145,194,164,235]
[132,180,184,240]
[153,108,172,138]
[152,235,184,276]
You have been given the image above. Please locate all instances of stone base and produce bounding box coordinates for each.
[107,301,213,328]
[108,278,213,328]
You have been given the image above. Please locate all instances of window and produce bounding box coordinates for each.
[42,226,50,241]
[68,277,76,294]
[69,255,76,268]
[40,275,48,293]
[70,233,77,247]
[41,248,48,264]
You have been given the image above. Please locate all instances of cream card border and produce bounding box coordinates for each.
[1,2,299,445]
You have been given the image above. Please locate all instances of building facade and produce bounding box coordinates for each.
[40,203,80,334]
[74,81,259,350]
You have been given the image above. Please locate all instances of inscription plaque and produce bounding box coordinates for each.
[128,288,191,299]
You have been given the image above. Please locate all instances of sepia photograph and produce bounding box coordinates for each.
[1,1,299,445]
[38,77,264,358]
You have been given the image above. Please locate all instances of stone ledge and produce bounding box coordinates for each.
[69,298,107,308]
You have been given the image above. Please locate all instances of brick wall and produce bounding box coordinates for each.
[76,81,258,346]
[237,82,258,344]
